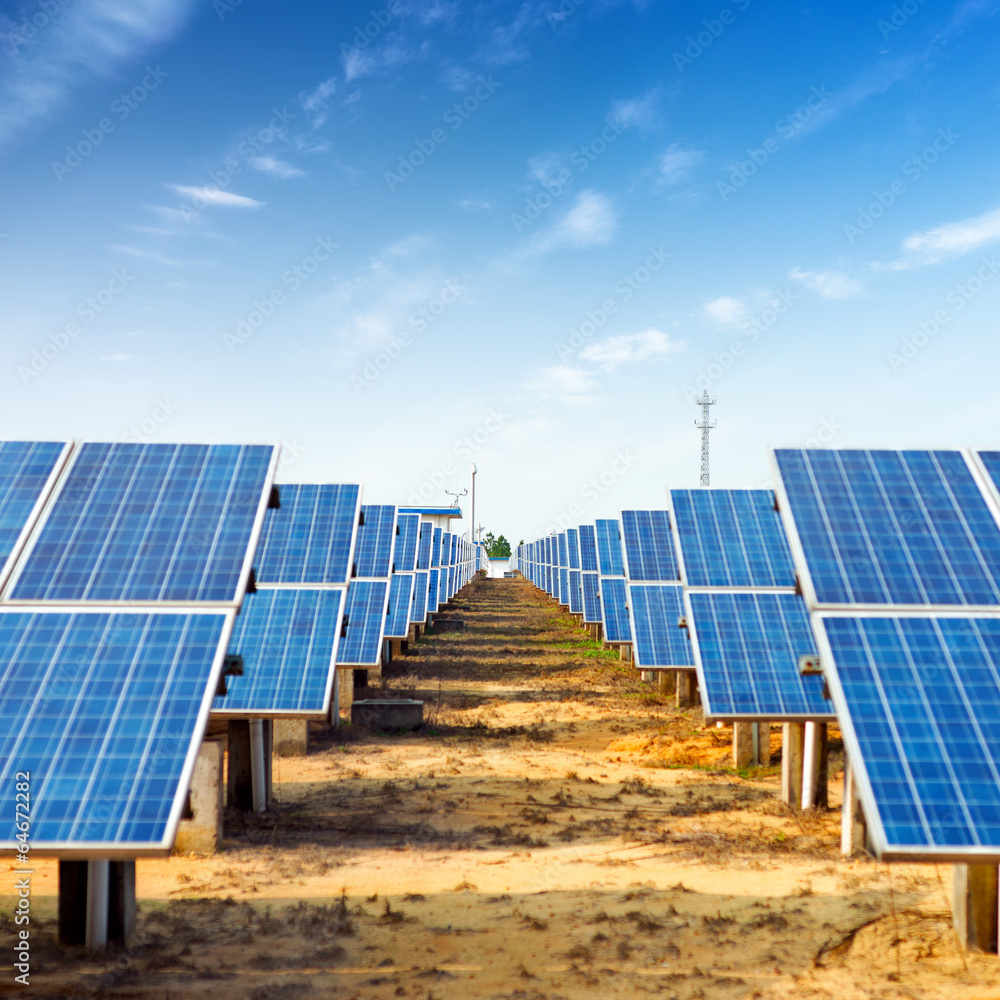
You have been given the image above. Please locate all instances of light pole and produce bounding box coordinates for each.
[470,464,477,547]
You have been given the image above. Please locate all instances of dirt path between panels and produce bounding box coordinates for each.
[5,576,1000,998]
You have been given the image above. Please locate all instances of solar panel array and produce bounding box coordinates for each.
[0,441,280,856]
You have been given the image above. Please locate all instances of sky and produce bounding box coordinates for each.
[2,0,1000,546]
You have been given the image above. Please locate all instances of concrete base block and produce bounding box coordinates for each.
[273,718,309,757]
[676,671,697,709]
[841,763,868,856]
[953,863,999,953]
[782,722,806,809]
[619,644,633,663]
[176,740,224,853]
[352,699,424,730]
[338,666,354,719]
[733,722,754,768]
[658,671,677,697]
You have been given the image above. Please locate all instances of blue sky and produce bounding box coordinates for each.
[2,0,1000,544]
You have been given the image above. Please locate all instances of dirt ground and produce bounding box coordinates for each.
[3,576,1000,999]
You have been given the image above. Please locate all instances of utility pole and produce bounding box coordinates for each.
[470,464,477,545]
[695,391,716,486]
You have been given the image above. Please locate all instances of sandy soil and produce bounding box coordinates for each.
[3,576,999,999]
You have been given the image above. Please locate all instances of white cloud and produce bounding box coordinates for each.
[525,365,595,404]
[534,190,618,255]
[300,77,336,128]
[168,186,264,209]
[579,329,683,371]
[105,244,216,267]
[608,90,659,132]
[886,206,1000,269]
[788,267,863,298]
[342,40,414,82]
[249,156,304,179]
[657,144,703,185]
[698,296,748,328]
[0,0,196,150]
[458,197,494,212]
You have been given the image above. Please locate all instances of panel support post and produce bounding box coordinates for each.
[227,720,253,811]
[273,719,310,757]
[58,860,89,946]
[658,671,676,697]
[175,740,224,853]
[249,719,268,813]
[108,860,136,946]
[953,864,999,953]
[676,671,697,709]
[782,722,806,809]
[85,860,109,950]
[338,667,354,720]
[840,762,868,856]
[753,722,771,766]
[619,644,632,663]
[733,722,754,768]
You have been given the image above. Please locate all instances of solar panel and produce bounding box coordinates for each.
[432,528,442,568]
[558,532,569,569]
[629,585,694,669]
[773,449,1000,608]
[686,591,830,721]
[214,588,344,717]
[353,505,396,579]
[596,519,625,577]
[7,443,277,605]
[385,573,414,639]
[337,580,389,666]
[0,441,71,592]
[582,571,601,623]
[600,577,632,643]
[558,568,570,606]
[427,568,440,613]
[671,489,796,589]
[253,483,360,585]
[568,569,583,614]
[566,528,581,570]
[579,525,598,572]
[411,570,429,623]
[395,514,419,572]
[0,608,230,854]
[416,521,433,570]
[816,613,1000,860]
[621,510,679,581]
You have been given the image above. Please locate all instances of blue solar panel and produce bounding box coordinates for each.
[774,449,1000,607]
[688,591,830,721]
[596,520,625,577]
[432,528,442,568]
[582,571,601,622]
[396,514,419,572]
[0,609,229,852]
[630,585,694,669]
[558,533,569,569]
[559,568,569,606]
[0,441,70,589]
[353,505,396,579]
[216,588,343,716]
[671,489,796,589]
[416,521,433,570]
[621,510,678,581]
[579,525,598,572]
[9,443,276,604]
[411,570,429,622]
[385,573,414,638]
[600,577,632,643]
[253,483,360,585]
[568,569,583,614]
[567,529,581,570]
[427,568,440,613]
[337,580,388,665]
[819,614,1000,859]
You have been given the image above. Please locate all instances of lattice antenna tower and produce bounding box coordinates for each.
[694,391,716,486]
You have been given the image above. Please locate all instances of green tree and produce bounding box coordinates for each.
[486,533,511,558]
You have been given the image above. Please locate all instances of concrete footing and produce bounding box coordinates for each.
[619,644,633,663]
[953,864,999,953]
[782,722,805,809]
[175,740,224,853]
[676,671,697,709]
[273,719,310,757]
[58,859,136,949]
[840,762,868,856]
[733,721,770,767]
[658,671,676,697]
[337,666,354,721]
[352,699,424,730]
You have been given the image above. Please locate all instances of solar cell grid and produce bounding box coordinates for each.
[568,569,583,614]
[621,510,678,581]
[687,591,830,721]
[253,483,360,585]
[582,571,602,623]
[8,443,276,605]
[395,514,420,572]
[411,570,429,622]
[774,449,1000,607]
[432,528,442,568]
[670,489,796,589]
[353,505,396,579]
[566,529,581,570]
[337,580,389,665]
[416,521,433,570]
[0,609,230,853]
[600,577,631,643]
[596,519,625,577]
[427,568,440,612]
[630,585,693,669]
[558,533,569,569]
[215,588,343,716]
[579,525,599,572]
[558,568,569,606]
[385,573,415,638]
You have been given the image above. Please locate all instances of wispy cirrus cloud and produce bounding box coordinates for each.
[526,190,618,256]
[0,0,197,150]
[579,328,682,371]
[882,206,1000,270]
[788,266,863,298]
[249,155,304,179]
[657,143,703,185]
[698,295,748,328]
[525,364,595,404]
[608,89,659,132]
[168,185,264,209]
